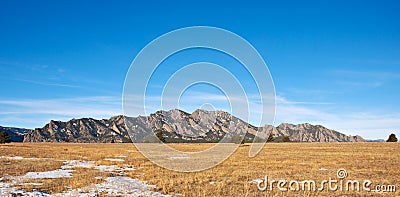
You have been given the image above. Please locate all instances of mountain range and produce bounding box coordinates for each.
[1,109,365,143]
[0,126,30,142]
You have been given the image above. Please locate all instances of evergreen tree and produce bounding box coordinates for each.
[0,131,11,144]
[267,133,274,142]
[155,129,166,143]
[386,133,398,142]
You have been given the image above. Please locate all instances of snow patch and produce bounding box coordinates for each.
[168,154,189,160]
[23,169,73,179]
[54,176,170,197]
[116,155,127,158]
[23,182,44,186]
[94,165,118,172]
[104,158,124,162]
[0,159,173,196]
[62,160,95,169]
[0,156,43,160]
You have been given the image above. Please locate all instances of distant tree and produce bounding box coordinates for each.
[282,135,291,142]
[0,131,11,144]
[386,133,398,142]
[155,129,166,143]
[267,133,274,142]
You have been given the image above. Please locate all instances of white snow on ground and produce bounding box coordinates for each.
[23,182,44,186]
[6,160,94,181]
[62,160,95,169]
[1,182,51,197]
[121,165,135,171]
[55,176,168,197]
[0,156,25,160]
[104,158,125,162]
[2,177,171,197]
[94,164,135,175]
[94,165,118,172]
[168,154,189,160]
[23,169,73,179]
[96,176,161,196]
[0,156,172,197]
[0,156,45,160]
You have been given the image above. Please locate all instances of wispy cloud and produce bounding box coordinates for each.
[276,96,334,105]
[0,96,122,128]
[331,69,400,79]
[0,59,56,73]
[274,95,400,139]
[0,96,121,116]
[12,78,82,88]
[283,87,338,96]
[330,69,400,88]
[334,80,384,88]
[0,58,117,94]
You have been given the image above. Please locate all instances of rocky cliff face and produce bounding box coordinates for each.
[271,123,365,142]
[126,109,256,143]
[23,109,365,143]
[23,116,131,143]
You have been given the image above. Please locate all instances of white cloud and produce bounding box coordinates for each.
[274,95,400,140]
[0,96,122,128]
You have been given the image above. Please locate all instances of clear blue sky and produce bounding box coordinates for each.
[0,0,399,139]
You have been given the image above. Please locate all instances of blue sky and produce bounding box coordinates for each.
[0,0,399,139]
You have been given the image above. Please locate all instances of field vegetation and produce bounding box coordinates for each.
[0,142,399,196]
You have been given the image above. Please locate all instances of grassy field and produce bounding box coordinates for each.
[0,142,399,196]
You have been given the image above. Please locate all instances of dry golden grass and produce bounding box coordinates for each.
[0,142,399,196]
[0,157,62,177]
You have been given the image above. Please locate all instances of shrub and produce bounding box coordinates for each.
[282,135,291,142]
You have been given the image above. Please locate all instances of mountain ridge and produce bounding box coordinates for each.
[19,109,365,143]
[0,126,30,142]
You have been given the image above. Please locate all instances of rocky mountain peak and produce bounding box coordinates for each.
[22,109,366,143]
